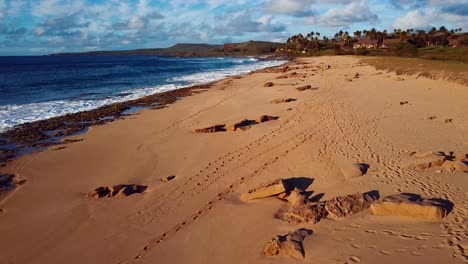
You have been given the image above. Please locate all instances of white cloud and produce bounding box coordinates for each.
[0,0,6,19]
[311,1,378,27]
[265,0,315,17]
[32,0,84,17]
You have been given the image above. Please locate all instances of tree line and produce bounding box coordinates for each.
[286,26,466,51]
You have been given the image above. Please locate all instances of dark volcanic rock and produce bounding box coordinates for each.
[256,115,279,123]
[88,184,148,198]
[195,125,227,133]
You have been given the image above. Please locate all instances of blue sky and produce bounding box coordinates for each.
[0,0,467,55]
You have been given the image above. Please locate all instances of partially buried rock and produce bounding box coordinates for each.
[370,193,451,220]
[256,115,279,123]
[279,202,328,224]
[161,175,176,182]
[325,193,377,219]
[406,153,446,170]
[285,188,307,205]
[264,228,313,260]
[442,160,468,173]
[241,179,291,201]
[195,125,226,133]
[264,82,274,87]
[341,163,368,179]
[88,184,148,198]
[271,98,296,104]
[453,152,467,161]
[225,119,254,132]
[296,85,314,91]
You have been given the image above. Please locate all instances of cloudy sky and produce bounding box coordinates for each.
[0,0,467,55]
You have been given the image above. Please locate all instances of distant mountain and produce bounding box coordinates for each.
[49,41,284,57]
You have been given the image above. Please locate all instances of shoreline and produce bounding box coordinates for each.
[0,59,290,165]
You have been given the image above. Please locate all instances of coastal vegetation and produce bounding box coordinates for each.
[284,27,468,63]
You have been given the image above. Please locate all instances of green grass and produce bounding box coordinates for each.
[417,46,468,63]
[360,56,468,85]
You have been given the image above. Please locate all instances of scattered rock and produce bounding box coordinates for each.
[296,85,317,92]
[195,125,226,133]
[426,116,437,120]
[88,184,148,198]
[453,152,467,161]
[341,163,368,179]
[400,101,409,105]
[442,160,468,173]
[264,82,274,87]
[277,192,288,200]
[289,72,299,77]
[286,188,307,205]
[226,119,255,132]
[354,73,360,79]
[276,74,289,79]
[370,193,452,220]
[264,228,313,260]
[411,150,435,158]
[325,193,377,219]
[241,179,291,201]
[256,115,279,123]
[271,98,296,104]
[161,175,176,182]
[406,153,446,170]
[444,118,453,124]
[278,201,328,224]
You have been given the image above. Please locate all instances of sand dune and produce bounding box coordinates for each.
[0,56,467,264]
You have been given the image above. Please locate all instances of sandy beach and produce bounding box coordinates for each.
[0,56,467,264]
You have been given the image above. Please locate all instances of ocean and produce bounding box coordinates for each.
[0,56,285,132]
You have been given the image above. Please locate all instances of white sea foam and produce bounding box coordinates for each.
[0,59,285,132]
[170,59,283,83]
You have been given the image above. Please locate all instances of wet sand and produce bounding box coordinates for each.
[0,56,467,264]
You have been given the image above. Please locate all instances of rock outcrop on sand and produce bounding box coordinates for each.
[194,125,226,133]
[370,193,452,220]
[340,163,368,179]
[405,150,468,172]
[279,200,328,224]
[161,175,176,182]
[195,116,279,133]
[241,179,291,201]
[225,119,256,132]
[271,98,296,104]
[88,184,148,198]
[264,228,313,260]
[405,152,446,170]
[442,160,468,172]
[324,193,377,219]
[278,192,378,224]
[256,115,279,123]
[296,85,317,92]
